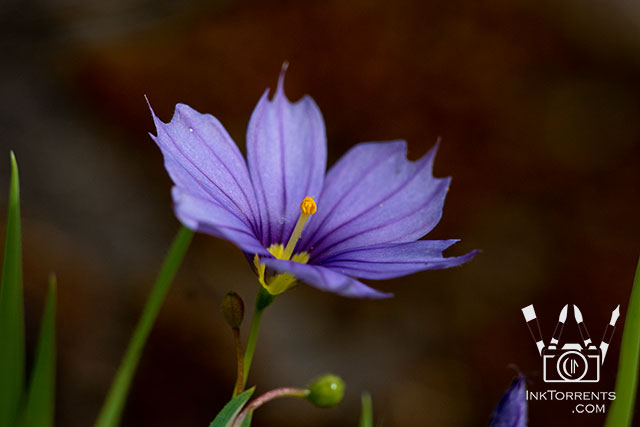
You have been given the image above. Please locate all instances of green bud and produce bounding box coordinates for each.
[221,291,244,328]
[306,374,345,408]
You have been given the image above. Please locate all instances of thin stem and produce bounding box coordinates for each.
[231,328,244,397]
[233,387,309,427]
[241,306,264,389]
[241,286,274,390]
[94,226,193,427]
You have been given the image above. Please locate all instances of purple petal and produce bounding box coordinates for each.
[246,67,327,247]
[173,187,269,256]
[150,102,261,236]
[299,141,449,262]
[317,240,478,279]
[260,258,392,299]
[489,374,527,427]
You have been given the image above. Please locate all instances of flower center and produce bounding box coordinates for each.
[253,196,317,295]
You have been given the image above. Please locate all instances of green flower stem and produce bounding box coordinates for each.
[241,309,263,388]
[95,226,193,427]
[241,286,274,390]
[606,257,640,427]
[233,387,309,427]
[231,328,244,397]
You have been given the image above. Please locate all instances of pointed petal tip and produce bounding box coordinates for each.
[468,248,481,258]
[431,137,442,153]
[144,94,156,117]
[276,62,289,96]
[438,248,479,269]
[146,103,162,140]
[337,284,394,299]
[420,138,443,174]
[144,95,164,130]
[365,290,394,300]
[489,372,527,427]
[445,249,482,267]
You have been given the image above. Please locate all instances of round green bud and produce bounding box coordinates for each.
[306,374,345,408]
[221,291,244,329]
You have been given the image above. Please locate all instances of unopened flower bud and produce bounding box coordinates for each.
[306,374,345,408]
[221,291,244,329]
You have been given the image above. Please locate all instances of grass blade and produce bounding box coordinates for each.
[0,152,25,426]
[22,275,57,427]
[94,226,193,427]
[209,387,255,427]
[238,410,253,427]
[606,257,640,427]
[359,392,373,427]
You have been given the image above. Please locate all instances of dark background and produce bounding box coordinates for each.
[1,0,639,426]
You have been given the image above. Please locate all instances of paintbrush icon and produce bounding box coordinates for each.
[521,304,545,355]
[599,305,621,364]
[549,304,568,348]
[573,305,594,348]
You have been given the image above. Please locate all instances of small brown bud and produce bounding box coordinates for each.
[221,291,244,329]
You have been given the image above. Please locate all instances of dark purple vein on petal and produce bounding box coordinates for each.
[309,155,434,260]
[179,112,260,236]
[170,165,262,237]
[301,144,406,251]
[249,95,272,246]
[160,129,256,230]
[276,89,287,244]
[310,184,443,263]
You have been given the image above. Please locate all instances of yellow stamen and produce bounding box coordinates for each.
[300,196,317,215]
[282,196,316,260]
[253,197,317,296]
[254,247,309,295]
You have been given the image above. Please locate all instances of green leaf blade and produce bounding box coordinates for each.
[238,409,252,427]
[210,387,255,427]
[0,152,25,427]
[23,276,57,427]
[359,392,373,427]
[94,226,193,427]
[606,257,640,427]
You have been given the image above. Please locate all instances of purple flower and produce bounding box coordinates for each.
[149,67,477,298]
[490,374,527,427]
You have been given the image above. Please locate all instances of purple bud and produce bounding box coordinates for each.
[489,374,527,427]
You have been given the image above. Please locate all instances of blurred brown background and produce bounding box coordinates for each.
[1,0,639,426]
